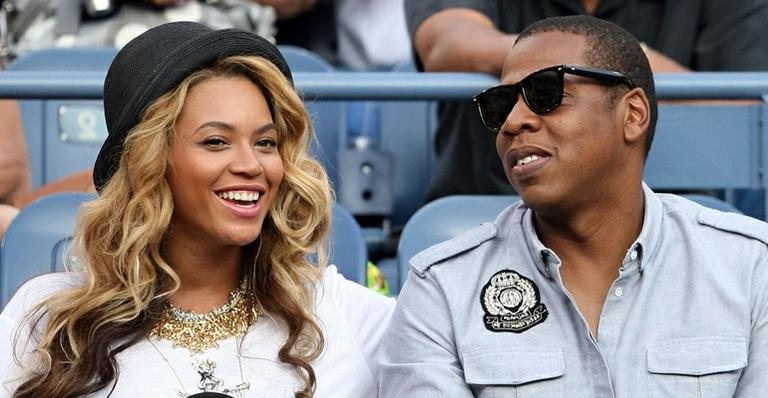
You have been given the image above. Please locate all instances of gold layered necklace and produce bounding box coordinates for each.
[150,283,262,353]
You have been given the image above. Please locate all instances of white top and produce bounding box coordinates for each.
[335,0,411,70]
[0,266,395,397]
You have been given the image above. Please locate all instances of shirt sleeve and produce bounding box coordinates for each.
[321,266,395,379]
[694,0,768,70]
[0,314,16,397]
[378,270,474,397]
[734,253,768,396]
[0,275,53,395]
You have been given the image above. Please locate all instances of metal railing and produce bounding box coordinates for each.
[1,71,768,100]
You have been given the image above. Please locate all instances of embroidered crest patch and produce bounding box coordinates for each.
[480,269,548,333]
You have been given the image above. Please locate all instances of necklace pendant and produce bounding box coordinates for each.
[195,359,224,392]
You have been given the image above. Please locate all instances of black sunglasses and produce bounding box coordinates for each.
[472,64,633,132]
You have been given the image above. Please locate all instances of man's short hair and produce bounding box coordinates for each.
[516,15,658,158]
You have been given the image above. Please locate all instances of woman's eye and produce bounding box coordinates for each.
[256,138,278,150]
[201,137,227,147]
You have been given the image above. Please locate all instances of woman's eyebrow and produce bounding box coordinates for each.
[194,121,277,134]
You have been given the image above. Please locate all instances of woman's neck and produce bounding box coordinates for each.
[162,232,245,312]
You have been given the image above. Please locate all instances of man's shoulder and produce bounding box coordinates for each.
[661,194,768,246]
[409,222,498,277]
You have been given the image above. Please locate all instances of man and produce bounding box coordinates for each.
[379,16,768,397]
[406,0,768,203]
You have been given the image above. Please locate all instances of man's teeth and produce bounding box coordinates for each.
[218,191,260,202]
[516,154,542,166]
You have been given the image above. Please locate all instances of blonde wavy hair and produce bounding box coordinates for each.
[13,55,332,398]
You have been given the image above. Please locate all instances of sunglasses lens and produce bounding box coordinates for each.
[476,85,518,131]
[523,69,563,114]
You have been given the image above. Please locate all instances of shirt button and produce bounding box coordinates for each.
[629,250,638,261]
[614,287,624,297]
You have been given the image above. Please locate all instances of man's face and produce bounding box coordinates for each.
[495,31,630,213]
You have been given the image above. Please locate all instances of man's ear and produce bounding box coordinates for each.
[622,87,650,145]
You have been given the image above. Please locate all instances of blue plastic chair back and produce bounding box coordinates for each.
[1,193,367,307]
[397,195,519,288]
[7,48,119,189]
[682,194,742,214]
[379,61,437,225]
[279,45,345,190]
[0,192,87,306]
[330,205,368,285]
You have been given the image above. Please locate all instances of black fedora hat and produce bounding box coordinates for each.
[93,21,293,192]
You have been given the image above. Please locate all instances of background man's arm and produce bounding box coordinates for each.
[642,45,689,73]
[253,0,317,19]
[412,8,514,75]
[0,100,30,206]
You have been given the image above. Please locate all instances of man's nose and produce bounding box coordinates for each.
[499,93,542,138]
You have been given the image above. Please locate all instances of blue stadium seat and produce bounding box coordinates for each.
[7,48,118,189]
[397,195,520,288]
[9,46,345,192]
[646,103,764,217]
[279,45,345,190]
[0,192,367,307]
[682,194,742,214]
[330,204,368,286]
[379,61,437,226]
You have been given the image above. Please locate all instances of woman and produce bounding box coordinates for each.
[0,22,394,397]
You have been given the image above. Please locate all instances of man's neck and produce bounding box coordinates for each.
[534,183,644,274]
[533,183,644,337]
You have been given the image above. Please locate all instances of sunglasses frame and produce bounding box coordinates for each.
[473,64,633,132]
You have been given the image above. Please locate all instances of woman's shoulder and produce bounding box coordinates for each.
[2,272,85,321]
[316,265,395,323]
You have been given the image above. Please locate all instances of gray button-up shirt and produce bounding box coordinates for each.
[379,185,768,397]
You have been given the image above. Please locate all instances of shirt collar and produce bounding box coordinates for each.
[632,182,664,273]
[519,182,664,277]
[521,205,559,279]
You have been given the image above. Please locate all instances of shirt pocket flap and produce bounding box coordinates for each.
[647,337,747,376]
[462,349,565,385]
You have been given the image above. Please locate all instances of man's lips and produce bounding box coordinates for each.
[505,147,552,178]
[511,154,550,177]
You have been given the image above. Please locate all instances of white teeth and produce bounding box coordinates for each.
[516,154,541,166]
[218,191,260,202]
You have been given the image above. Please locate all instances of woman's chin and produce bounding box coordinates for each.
[219,229,263,247]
